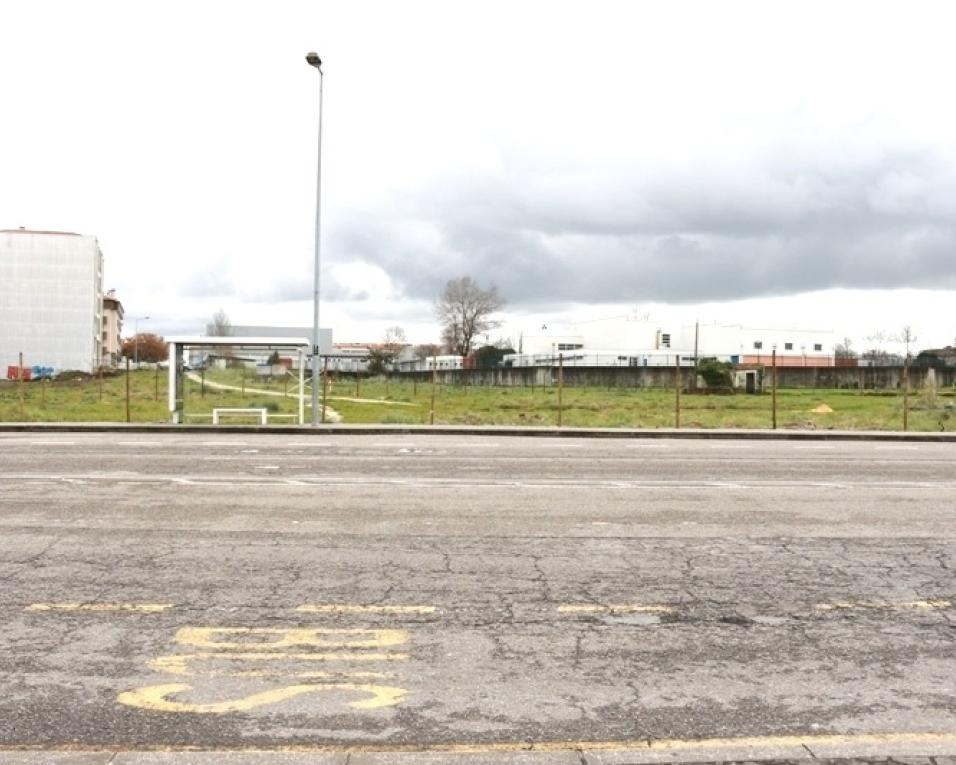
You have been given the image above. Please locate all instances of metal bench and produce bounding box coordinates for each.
[212,407,268,425]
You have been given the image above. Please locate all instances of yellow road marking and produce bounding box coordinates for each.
[816,599,952,611]
[117,682,406,713]
[147,657,388,678]
[295,604,436,614]
[150,653,407,675]
[174,626,407,650]
[558,604,674,614]
[11,730,956,754]
[25,602,174,613]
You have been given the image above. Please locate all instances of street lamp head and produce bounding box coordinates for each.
[306,52,322,69]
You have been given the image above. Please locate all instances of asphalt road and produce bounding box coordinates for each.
[1,432,955,764]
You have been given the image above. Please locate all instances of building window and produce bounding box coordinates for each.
[557,343,583,351]
[660,333,671,348]
[813,344,822,352]
[784,342,793,350]
[753,341,763,350]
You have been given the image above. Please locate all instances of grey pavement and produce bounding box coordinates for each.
[1,433,955,763]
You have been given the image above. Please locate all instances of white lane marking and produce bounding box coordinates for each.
[202,441,248,447]
[816,599,951,611]
[875,445,919,451]
[371,443,416,448]
[119,441,162,446]
[794,445,835,450]
[296,604,437,614]
[539,443,583,448]
[559,604,674,614]
[287,442,332,447]
[28,440,76,446]
[254,465,280,470]
[4,475,956,490]
[707,443,754,449]
[26,602,174,613]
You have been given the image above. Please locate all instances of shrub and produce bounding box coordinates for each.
[248,400,281,412]
[698,358,733,389]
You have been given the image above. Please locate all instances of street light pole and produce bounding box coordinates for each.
[306,51,324,426]
[133,315,150,366]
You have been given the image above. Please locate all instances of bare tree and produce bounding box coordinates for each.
[209,309,232,336]
[435,277,504,358]
[208,309,234,361]
[834,337,857,359]
[382,326,407,356]
[367,326,408,374]
[415,343,442,361]
[896,325,918,361]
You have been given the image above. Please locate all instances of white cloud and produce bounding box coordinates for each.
[2,0,955,348]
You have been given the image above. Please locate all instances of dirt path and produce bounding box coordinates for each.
[185,372,343,422]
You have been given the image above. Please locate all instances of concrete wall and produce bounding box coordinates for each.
[396,365,956,390]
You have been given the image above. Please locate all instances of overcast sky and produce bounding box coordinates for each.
[2,0,955,352]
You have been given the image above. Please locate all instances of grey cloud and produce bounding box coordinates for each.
[180,262,235,299]
[181,266,374,304]
[243,273,371,304]
[324,144,956,307]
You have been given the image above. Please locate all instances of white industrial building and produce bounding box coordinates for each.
[393,353,464,372]
[676,322,835,366]
[0,228,104,373]
[506,312,836,367]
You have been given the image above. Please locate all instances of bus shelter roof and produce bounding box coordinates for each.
[166,336,311,349]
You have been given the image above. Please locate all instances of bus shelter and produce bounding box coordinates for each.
[166,336,311,424]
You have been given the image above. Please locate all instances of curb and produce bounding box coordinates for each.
[1,422,955,442]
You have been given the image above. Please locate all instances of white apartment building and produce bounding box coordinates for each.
[102,290,124,367]
[0,228,104,373]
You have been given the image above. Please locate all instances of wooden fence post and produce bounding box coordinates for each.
[557,353,564,427]
[125,357,131,423]
[772,349,777,430]
[18,352,25,420]
[430,356,437,425]
[903,359,909,432]
[321,356,329,424]
[675,355,681,429]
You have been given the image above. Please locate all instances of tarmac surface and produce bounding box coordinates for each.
[1,431,955,763]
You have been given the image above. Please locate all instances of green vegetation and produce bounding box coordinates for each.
[1,367,954,431]
[0,368,300,423]
[697,358,734,390]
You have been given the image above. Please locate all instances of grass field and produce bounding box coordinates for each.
[1,367,954,431]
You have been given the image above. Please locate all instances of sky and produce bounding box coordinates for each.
[2,0,955,354]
